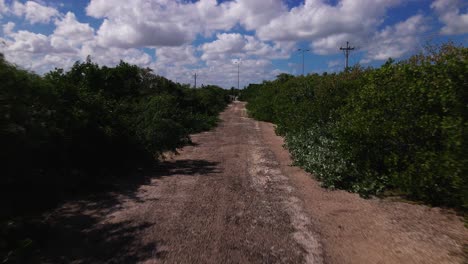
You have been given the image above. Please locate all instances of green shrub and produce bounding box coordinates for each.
[335,45,467,206]
[242,43,467,209]
[0,56,230,199]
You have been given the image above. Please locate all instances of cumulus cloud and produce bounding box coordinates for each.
[81,43,152,66]
[2,2,158,72]
[310,33,357,55]
[49,12,95,54]
[1,29,77,72]
[203,58,279,88]
[257,0,401,42]
[0,0,8,18]
[431,0,468,35]
[0,9,151,73]
[86,0,228,48]
[227,0,286,30]
[85,0,287,49]
[6,30,51,53]
[0,0,454,87]
[201,33,292,61]
[251,0,407,57]
[363,15,429,62]
[54,12,94,44]
[156,58,279,89]
[149,52,282,89]
[12,1,59,24]
[201,33,246,60]
[155,45,198,67]
[0,29,60,72]
[3,22,15,35]
[150,33,289,88]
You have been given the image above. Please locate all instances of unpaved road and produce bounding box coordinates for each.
[39,102,466,263]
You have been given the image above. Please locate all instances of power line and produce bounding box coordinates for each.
[340,41,355,70]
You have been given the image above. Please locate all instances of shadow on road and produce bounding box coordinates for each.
[153,159,222,177]
[3,159,220,264]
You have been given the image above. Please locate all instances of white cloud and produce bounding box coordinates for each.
[201,58,279,88]
[431,0,468,35]
[192,0,238,34]
[201,33,292,61]
[201,33,246,60]
[310,33,357,55]
[81,43,152,66]
[0,29,61,72]
[0,10,151,73]
[49,12,95,54]
[150,56,281,89]
[244,36,291,58]
[363,15,429,61]
[53,12,94,45]
[12,1,59,24]
[86,0,226,48]
[155,45,198,67]
[94,17,193,48]
[221,60,276,88]
[3,22,15,35]
[0,0,451,87]
[85,0,287,49]
[256,0,401,42]
[251,0,406,57]
[0,0,8,18]
[6,30,51,53]
[226,0,286,31]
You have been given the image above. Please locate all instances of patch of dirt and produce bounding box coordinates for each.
[259,117,468,264]
[29,101,467,264]
[32,102,322,263]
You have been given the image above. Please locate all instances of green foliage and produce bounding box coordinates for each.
[0,56,230,196]
[242,43,467,209]
[1,56,231,261]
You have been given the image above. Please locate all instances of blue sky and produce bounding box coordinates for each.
[0,0,467,88]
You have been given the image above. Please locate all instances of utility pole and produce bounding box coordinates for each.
[237,63,239,90]
[193,72,197,89]
[298,48,309,76]
[340,41,355,70]
[234,60,241,89]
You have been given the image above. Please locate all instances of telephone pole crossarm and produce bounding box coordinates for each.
[340,41,355,70]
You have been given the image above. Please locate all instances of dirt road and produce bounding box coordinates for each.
[39,102,467,263]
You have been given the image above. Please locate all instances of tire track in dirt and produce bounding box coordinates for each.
[247,121,323,263]
[37,101,466,264]
[259,117,468,264]
[39,101,323,263]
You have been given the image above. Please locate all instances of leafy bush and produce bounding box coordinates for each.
[0,56,230,199]
[1,55,232,262]
[335,45,467,206]
[242,43,467,209]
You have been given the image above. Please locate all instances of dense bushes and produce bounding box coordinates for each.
[242,44,467,209]
[1,55,232,263]
[1,55,230,199]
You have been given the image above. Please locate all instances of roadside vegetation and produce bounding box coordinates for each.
[0,54,232,262]
[1,55,232,196]
[241,43,467,211]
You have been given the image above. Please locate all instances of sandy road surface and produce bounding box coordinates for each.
[38,102,466,264]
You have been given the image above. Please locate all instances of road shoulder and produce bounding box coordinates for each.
[259,120,468,264]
